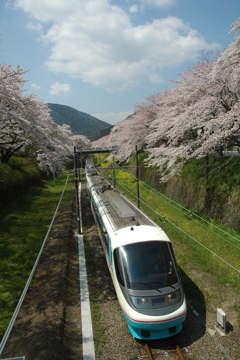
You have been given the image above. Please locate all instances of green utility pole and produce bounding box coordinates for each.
[74,147,81,234]
[136,145,140,208]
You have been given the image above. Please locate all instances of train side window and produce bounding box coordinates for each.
[108,239,112,265]
[103,233,109,249]
[113,249,125,286]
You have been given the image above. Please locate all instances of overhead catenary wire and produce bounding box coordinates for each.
[194,156,234,183]
[112,163,240,246]
[116,178,240,275]
[139,179,240,250]
[98,166,240,277]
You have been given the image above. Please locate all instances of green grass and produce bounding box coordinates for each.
[94,154,240,325]
[234,303,240,324]
[95,159,240,319]
[180,156,240,190]
[0,171,74,337]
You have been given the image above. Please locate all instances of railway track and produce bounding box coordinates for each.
[139,341,186,360]
[176,345,186,360]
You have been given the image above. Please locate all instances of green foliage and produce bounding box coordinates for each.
[97,159,240,323]
[0,172,74,336]
[180,156,240,190]
[0,157,43,206]
[114,153,240,231]
[93,152,111,166]
[234,303,240,324]
[170,156,240,230]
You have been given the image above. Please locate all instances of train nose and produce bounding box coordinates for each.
[128,322,183,339]
[140,325,177,339]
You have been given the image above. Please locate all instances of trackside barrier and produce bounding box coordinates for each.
[77,181,95,360]
[1,357,25,360]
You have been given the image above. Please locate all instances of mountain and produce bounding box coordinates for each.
[47,103,113,140]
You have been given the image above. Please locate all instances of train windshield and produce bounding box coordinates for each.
[114,241,179,290]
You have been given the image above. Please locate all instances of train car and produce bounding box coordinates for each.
[85,161,187,340]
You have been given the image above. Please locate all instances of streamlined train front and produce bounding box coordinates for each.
[111,226,187,339]
[85,164,186,340]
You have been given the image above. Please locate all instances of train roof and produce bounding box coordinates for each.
[86,172,169,239]
[112,225,171,248]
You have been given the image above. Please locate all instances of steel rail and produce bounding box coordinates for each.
[176,345,185,360]
[143,342,154,360]
[141,342,186,360]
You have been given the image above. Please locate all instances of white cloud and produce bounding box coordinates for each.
[129,5,139,13]
[27,22,42,31]
[93,111,133,125]
[31,83,41,90]
[140,0,176,7]
[49,82,72,95]
[12,0,219,92]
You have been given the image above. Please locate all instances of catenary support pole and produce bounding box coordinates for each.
[136,145,140,208]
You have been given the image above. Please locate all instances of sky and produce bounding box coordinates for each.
[1,0,239,125]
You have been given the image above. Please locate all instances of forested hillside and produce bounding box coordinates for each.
[47,103,112,139]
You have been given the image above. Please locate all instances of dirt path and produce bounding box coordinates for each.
[1,196,82,360]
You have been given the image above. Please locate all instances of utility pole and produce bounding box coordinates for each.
[113,156,116,188]
[74,147,81,234]
[136,145,140,208]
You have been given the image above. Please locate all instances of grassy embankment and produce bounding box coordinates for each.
[94,153,240,324]
[0,158,74,337]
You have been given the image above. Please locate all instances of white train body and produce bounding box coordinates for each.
[86,164,187,340]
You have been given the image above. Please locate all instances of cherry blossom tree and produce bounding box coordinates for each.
[145,20,240,180]
[0,62,90,176]
[96,18,240,182]
[93,94,161,160]
[0,64,30,163]
[71,133,91,149]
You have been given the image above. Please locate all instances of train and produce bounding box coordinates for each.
[85,160,187,340]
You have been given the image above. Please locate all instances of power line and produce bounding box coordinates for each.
[113,163,240,246]
[99,166,240,278]
[116,179,240,276]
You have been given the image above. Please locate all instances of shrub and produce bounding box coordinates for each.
[0,157,43,206]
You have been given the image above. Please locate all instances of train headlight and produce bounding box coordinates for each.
[129,290,181,309]
[167,291,180,305]
[139,298,149,305]
[167,293,177,300]
[129,296,151,309]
